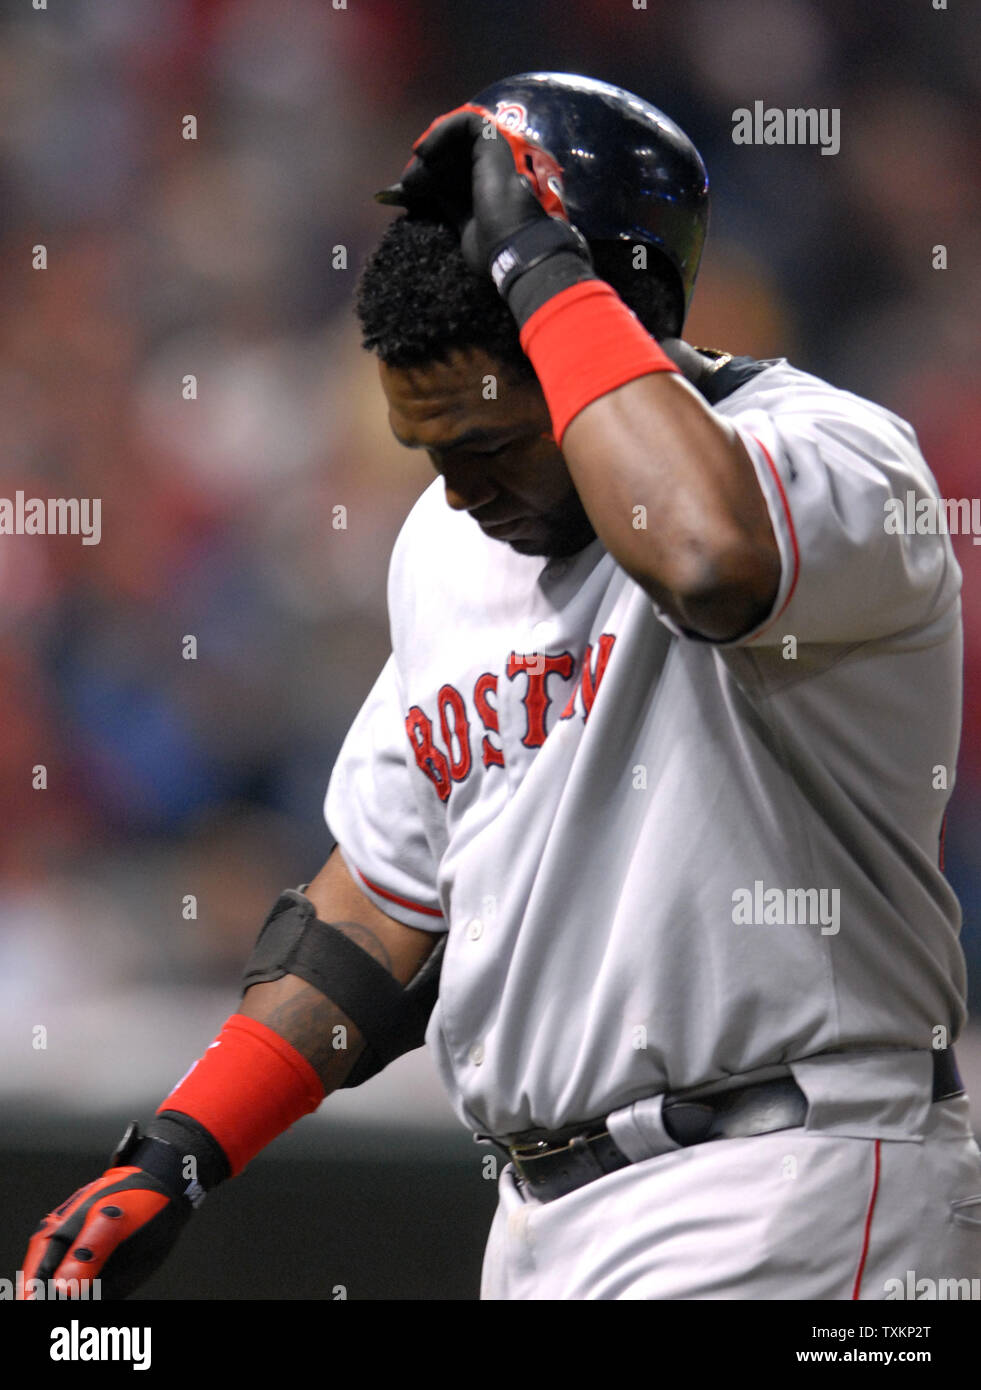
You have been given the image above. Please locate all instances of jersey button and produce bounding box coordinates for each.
[466,918,483,941]
[469,1042,485,1066]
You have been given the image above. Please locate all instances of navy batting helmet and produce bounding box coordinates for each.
[469,72,709,335]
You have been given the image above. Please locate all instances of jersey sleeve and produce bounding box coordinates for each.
[652,389,962,648]
[323,653,446,932]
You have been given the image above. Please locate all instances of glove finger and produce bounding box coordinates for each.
[410,105,489,169]
[490,126,568,219]
[44,1191,173,1299]
[20,1170,175,1293]
[380,164,473,237]
[27,1205,89,1284]
[55,1188,172,1281]
[415,109,500,215]
[22,1219,64,1289]
[418,106,568,222]
[373,158,431,209]
[400,157,458,212]
[376,158,468,222]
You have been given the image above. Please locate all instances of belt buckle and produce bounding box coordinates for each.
[510,1136,560,1184]
[509,1124,613,1195]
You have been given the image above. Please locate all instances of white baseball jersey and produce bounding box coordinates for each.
[324,356,966,1142]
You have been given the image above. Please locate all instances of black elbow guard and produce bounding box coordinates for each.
[241,889,445,1088]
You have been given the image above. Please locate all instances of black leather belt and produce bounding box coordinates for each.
[505,1049,964,1204]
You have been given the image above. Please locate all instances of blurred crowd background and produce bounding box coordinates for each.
[1,0,980,1139]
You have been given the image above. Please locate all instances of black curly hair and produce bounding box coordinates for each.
[355,215,679,379]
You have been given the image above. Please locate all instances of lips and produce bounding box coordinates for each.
[471,510,528,532]
[481,520,538,543]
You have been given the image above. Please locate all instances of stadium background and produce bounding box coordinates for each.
[1,0,979,1299]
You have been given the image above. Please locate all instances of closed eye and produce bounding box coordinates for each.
[428,439,515,468]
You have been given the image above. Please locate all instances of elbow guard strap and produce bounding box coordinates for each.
[241,889,445,1088]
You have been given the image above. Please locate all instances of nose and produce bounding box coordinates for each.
[439,463,497,513]
[444,484,491,512]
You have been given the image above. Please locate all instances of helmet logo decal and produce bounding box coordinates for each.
[494,101,528,132]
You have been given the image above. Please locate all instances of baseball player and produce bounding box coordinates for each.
[20,72,981,1302]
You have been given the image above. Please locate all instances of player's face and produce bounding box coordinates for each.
[379,347,597,559]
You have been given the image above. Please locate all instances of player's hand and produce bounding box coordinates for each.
[376,104,569,279]
[19,1165,191,1300]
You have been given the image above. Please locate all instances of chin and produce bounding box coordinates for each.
[507,523,596,560]
[505,536,554,557]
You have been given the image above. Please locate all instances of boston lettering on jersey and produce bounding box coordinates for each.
[404,633,617,801]
[398,357,768,803]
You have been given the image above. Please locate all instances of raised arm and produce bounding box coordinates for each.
[392,107,780,641]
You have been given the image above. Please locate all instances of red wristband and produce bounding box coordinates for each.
[519,280,680,444]
[158,1014,325,1177]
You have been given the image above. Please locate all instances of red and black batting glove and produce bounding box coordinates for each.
[19,1118,227,1300]
[376,104,596,326]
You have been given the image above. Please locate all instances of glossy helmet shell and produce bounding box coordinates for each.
[471,72,710,334]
